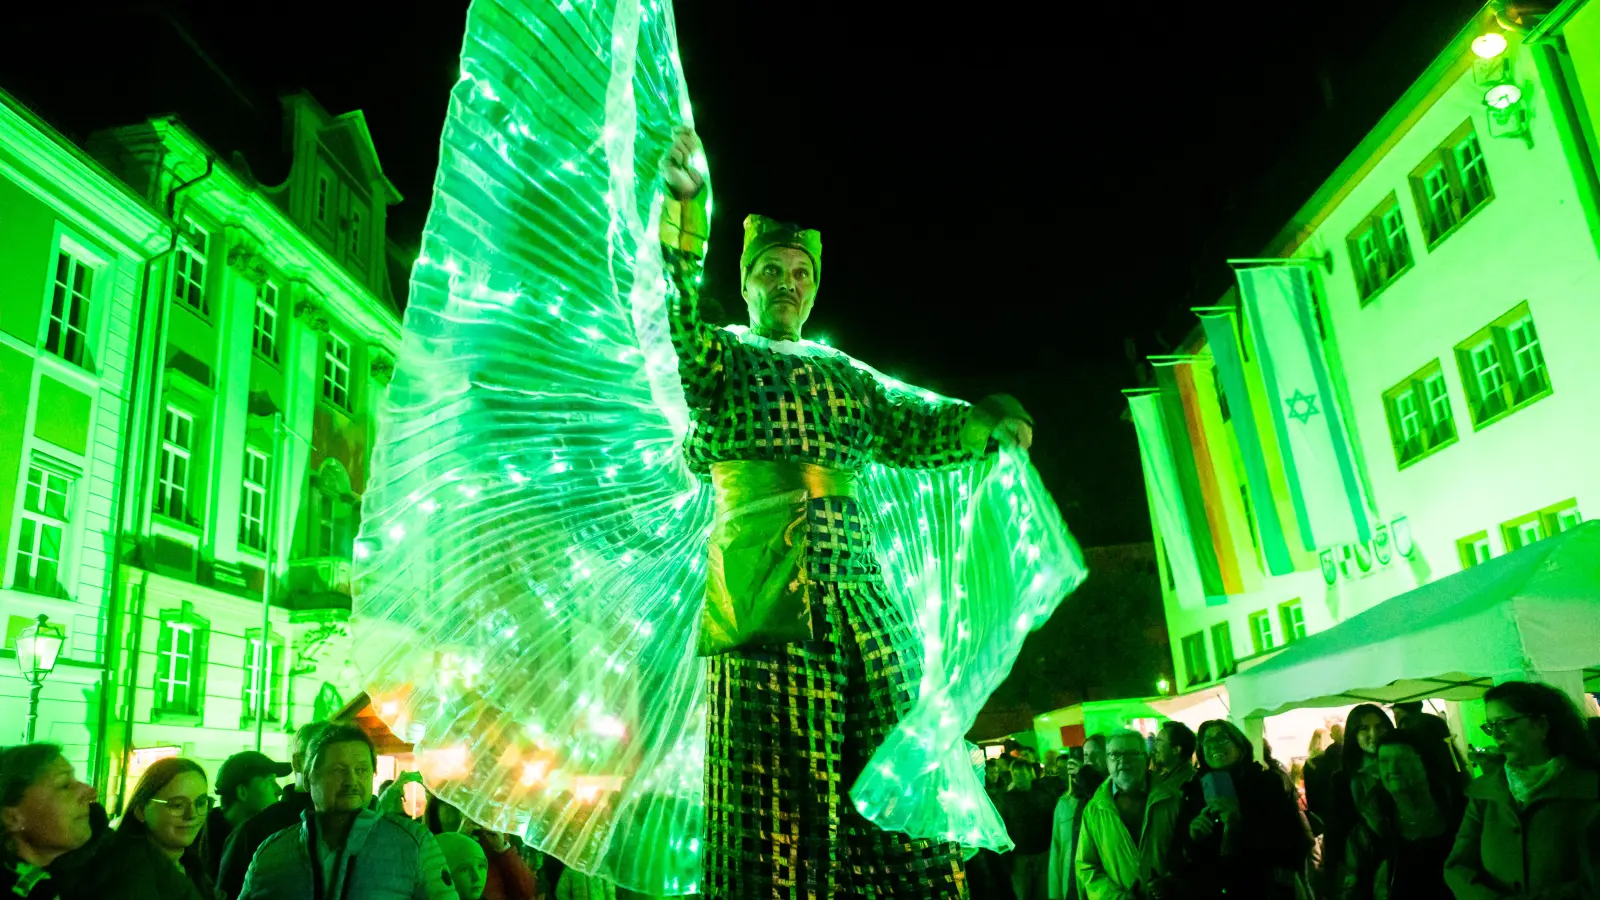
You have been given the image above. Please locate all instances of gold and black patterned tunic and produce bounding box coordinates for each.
[663,229,1016,899]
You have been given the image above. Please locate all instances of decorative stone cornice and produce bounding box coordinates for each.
[369,349,396,385]
[224,224,270,285]
[294,296,331,333]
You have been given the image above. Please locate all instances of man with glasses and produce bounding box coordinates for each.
[1075,731,1183,900]
[239,724,457,899]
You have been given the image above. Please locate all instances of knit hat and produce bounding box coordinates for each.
[436,832,485,899]
[436,831,486,867]
[739,214,821,287]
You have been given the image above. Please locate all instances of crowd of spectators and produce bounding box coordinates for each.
[0,718,621,900]
[987,681,1600,899]
[5,680,1600,899]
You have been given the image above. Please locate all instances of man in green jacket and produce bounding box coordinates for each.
[1075,731,1182,900]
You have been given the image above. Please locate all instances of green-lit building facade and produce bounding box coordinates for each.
[0,86,406,810]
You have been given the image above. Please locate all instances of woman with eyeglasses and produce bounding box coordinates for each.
[1339,728,1464,900]
[1,744,98,900]
[63,757,213,900]
[1445,680,1600,899]
[1317,704,1393,895]
[1174,720,1311,899]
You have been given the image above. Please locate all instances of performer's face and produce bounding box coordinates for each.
[743,247,816,339]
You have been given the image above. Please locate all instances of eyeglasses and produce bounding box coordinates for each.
[148,795,214,816]
[1107,751,1146,762]
[1200,735,1237,747]
[1481,714,1534,738]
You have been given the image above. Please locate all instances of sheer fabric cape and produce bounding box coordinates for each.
[350,0,1086,893]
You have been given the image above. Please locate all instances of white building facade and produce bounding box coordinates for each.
[1139,8,1600,742]
[0,90,170,776]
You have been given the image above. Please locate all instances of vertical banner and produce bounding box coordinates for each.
[1128,391,1206,610]
[1169,361,1244,595]
[1152,365,1225,600]
[1196,309,1295,575]
[1236,265,1371,550]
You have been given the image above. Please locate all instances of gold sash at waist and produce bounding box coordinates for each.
[696,460,856,657]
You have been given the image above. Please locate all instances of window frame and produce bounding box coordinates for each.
[1503,499,1583,552]
[349,208,363,257]
[172,220,211,316]
[253,282,280,364]
[156,406,196,525]
[316,174,331,224]
[1248,610,1276,654]
[1345,192,1414,303]
[1278,600,1307,643]
[153,606,209,719]
[1381,359,1458,469]
[310,487,354,559]
[43,248,95,368]
[242,629,285,723]
[239,448,270,553]
[12,465,72,596]
[1181,631,1211,688]
[1210,621,1236,678]
[1453,301,1552,431]
[321,333,352,411]
[1457,530,1492,569]
[1409,119,1494,249]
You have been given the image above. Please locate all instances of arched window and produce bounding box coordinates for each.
[310,459,356,559]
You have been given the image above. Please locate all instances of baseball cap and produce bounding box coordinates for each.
[216,750,293,801]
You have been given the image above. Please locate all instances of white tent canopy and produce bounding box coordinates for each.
[1226,520,1600,720]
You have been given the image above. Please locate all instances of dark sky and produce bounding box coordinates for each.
[1,0,1483,546]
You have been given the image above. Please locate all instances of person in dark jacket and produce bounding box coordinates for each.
[1049,737,1108,900]
[1445,680,1600,899]
[1153,721,1197,788]
[64,756,214,900]
[1001,760,1056,900]
[1319,704,1392,894]
[1340,728,1464,900]
[205,750,291,883]
[1176,719,1311,899]
[1398,711,1470,793]
[0,744,96,900]
[216,720,328,899]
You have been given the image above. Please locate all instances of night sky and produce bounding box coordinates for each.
[2,0,1484,548]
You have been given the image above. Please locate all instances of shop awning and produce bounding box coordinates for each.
[1226,521,1600,719]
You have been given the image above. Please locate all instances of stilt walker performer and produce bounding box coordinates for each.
[352,2,1085,898]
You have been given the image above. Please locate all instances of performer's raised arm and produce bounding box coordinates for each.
[660,127,725,409]
[871,382,1034,470]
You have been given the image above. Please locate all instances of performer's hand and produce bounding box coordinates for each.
[662,126,705,201]
[994,417,1033,451]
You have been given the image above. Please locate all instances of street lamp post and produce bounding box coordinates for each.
[16,614,67,743]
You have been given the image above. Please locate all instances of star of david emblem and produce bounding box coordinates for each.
[1285,389,1321,425]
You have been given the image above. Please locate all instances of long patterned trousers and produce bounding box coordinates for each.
[702,498,967,899]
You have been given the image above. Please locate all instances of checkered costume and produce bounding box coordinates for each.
[664,245,990,899]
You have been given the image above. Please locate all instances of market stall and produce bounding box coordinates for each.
[1226,521,1600,740]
